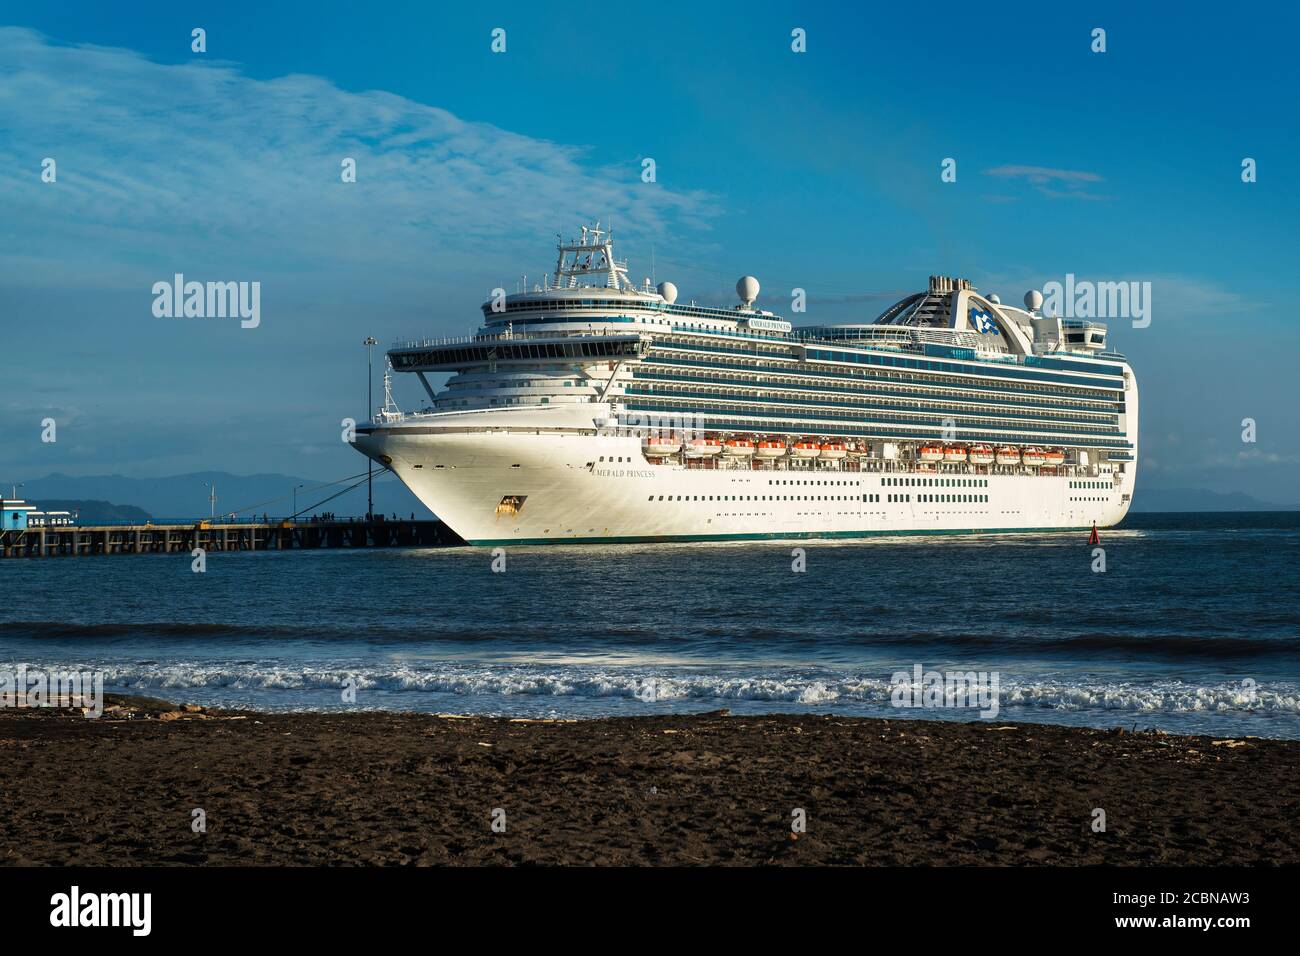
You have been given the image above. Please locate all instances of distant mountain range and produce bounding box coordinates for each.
[11,472,1295,521]
[28,499,153,523]
[1130,488,1297,512]
[15,472,432,522]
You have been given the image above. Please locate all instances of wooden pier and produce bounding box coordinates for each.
[0,519,463,558]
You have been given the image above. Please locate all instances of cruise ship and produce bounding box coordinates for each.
[354,225,1137,545]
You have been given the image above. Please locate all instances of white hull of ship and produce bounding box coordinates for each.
[357,410,1135,545]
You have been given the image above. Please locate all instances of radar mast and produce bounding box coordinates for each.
[553,222,633,291]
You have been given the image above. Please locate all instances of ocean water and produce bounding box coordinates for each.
[3,512,1298,738]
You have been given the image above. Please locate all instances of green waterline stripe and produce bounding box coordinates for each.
[465,525,1095,546]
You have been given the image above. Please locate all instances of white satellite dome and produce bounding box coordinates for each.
[987,293,1000,304]
[1024,289,1044,312]
[656,281,678,305]
[736,275,760,307]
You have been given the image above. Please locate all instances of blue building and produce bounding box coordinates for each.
[2,499,32,530]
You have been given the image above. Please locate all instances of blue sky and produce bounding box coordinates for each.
[2,1,1298,502]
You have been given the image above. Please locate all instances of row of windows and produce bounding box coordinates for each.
[645,492,991,505]
[650,494,867,503]
[624,385,1118,431]
[392,339,640,368]
[624,401,1131,447]
[643,489,1098,505]
[627,397,1121,439]
[804,348,1123,387]
[484,298,750,324]
[651,339,1123,389]
[483,314,779,339]
[886,476,987,487]
[648,354,1122,405]
[888,494,988,504]
[632,368,1120,416]
[767,479,861,486]
[447,379,583,389]
[1070,480,1110,489]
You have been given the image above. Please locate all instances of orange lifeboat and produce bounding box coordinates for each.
[995,446,1021,466]
[1044,449,1065,467]
[642,434,681,456]
[723,438,756,457]
[684,438,722,457]
[943,445,968,463]
[969,444,995,465]
[791,442,822,459]
[755,441,787,459]
[819,442,848,460]
[1021,447,1045,467]
[919,445,945,462]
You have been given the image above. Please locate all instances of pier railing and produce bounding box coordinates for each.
[0,518,464,559]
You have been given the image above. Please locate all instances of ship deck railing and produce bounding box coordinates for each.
[391,329,646,350]
[393,325,1124,365]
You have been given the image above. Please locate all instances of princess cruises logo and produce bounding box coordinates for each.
[969,305,998,334]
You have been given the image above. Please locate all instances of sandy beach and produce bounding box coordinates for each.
[1,695,1296,866]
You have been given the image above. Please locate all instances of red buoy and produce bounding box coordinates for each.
[1088,522,1100,546]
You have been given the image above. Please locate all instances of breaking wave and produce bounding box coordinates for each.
[13,659,1299,720]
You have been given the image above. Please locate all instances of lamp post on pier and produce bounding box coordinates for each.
[364,336,378,520]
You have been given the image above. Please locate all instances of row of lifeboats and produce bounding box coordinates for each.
[919,445,1064,467]
[643,436,1066,467]
[649,438,853,459]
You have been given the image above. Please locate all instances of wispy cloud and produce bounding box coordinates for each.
[0,26,718,478]
[983,164,1107,201]
[0,27,714,294]
[985,165,1103,184]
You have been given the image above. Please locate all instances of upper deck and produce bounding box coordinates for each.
[379,226,1133,456]
[393,225,1121,373]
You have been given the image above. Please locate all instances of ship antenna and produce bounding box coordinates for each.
[382,360,401,414]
